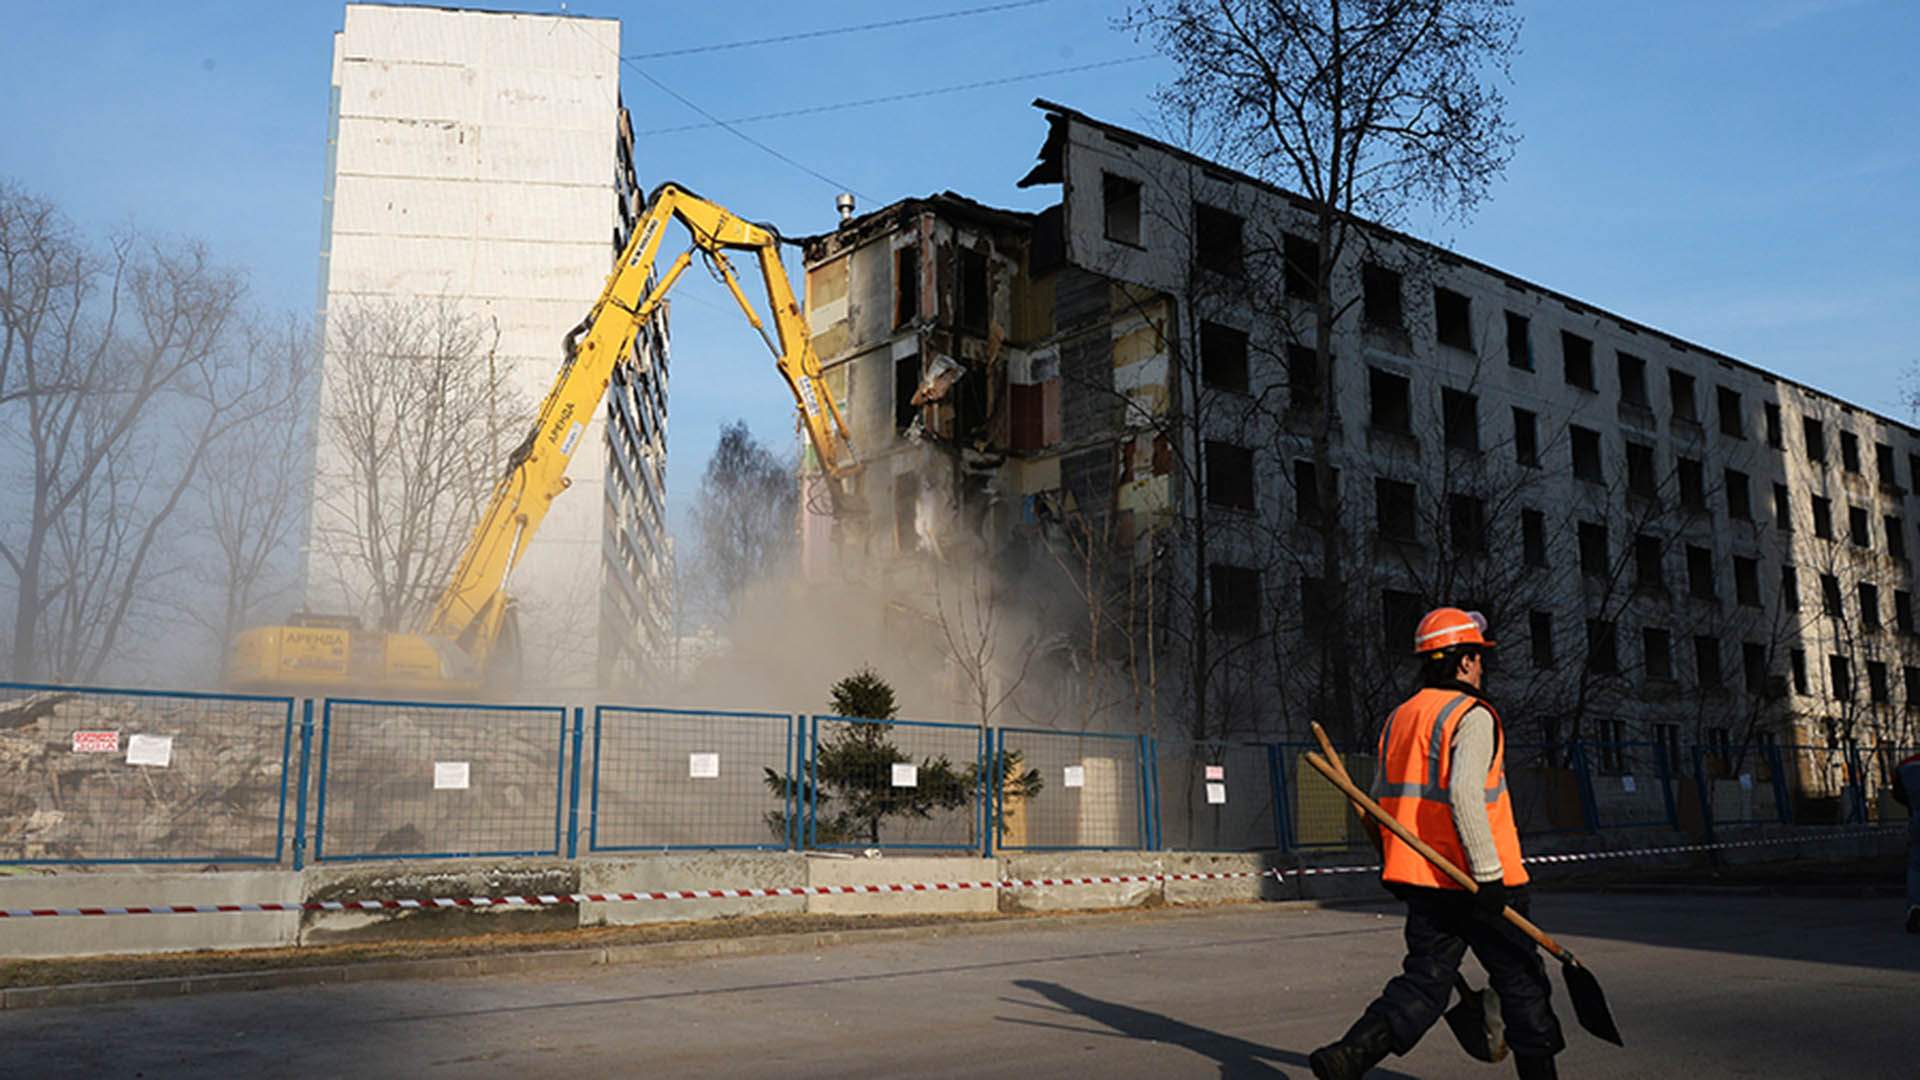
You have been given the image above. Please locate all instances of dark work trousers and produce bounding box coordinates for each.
[1363,883,1567,1059]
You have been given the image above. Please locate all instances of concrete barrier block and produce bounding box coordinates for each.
[1159,852,1287,904]
[299,861,579,944]
[807,855,998,915]
[999,852,1161,911]
[578,852,808,925]
[0,870,302,958]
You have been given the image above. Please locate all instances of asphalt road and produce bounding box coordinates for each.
[2,892,1915,1078]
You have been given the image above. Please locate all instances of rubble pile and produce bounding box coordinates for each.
[0,691,289,862]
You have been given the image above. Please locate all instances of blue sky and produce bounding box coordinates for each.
[3,0,1915,545]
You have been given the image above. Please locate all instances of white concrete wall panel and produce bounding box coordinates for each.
[476,126,611,187]
[337,60,481,123]
[334,115,481,181]
[329,174,610,244]
[481,68,619,131]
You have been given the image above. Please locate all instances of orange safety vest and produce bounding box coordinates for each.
[1373,687,1529,889]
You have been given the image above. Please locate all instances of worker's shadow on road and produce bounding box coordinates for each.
[1000,979,1419,1080]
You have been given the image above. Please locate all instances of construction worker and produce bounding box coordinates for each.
[1893,748,1920,933]
[1310,608,1565,1080]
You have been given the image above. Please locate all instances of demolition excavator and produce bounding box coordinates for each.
[227,185,858,695]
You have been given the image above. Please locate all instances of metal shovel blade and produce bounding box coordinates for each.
[1443,975,1508,1063]
[1562,957,1624,1047]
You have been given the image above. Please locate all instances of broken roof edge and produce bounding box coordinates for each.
[1027,97,1918,437]
[801,191,1039,259]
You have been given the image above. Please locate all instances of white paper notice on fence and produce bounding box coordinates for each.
[1206,782,1228,805]
[72,730,119,754]
[1063,765,1086,789]
[125,733,172,768]
[1621,775,1637,793]
[892,763,919,788]
[689,752,720,779]
[1738,773,1754,791]
[434,761,470,790]
[1204,765,1225,781]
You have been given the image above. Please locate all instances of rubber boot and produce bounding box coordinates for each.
[1309,1013,1395,1080]
[1514,1054,1558,1079]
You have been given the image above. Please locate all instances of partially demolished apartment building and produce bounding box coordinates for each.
[802,99,1920,784]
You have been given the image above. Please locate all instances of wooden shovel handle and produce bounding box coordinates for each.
[1303,749,1571,961]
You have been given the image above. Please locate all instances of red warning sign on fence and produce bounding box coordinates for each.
[71,730,119,753]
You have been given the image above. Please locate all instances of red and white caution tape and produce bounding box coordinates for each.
[0,827,1899,919]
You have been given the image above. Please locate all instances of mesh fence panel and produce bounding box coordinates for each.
[314,699,566,860]
[1777,744,1860,825]
[590,707,796,851]
[1867,745,1919,823]
[1504,744,1594,837]
[996,729,1145,851]
[1584,741,1675,829]
[1154,740,1278,851]
[1277,743,1375,851]
[0,683,294,864]
[806,717,983,850]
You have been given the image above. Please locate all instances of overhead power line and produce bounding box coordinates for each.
[623,64,873,202]
[563,20,872,200]
[633,56,1154,137]
[625,0,1057,60]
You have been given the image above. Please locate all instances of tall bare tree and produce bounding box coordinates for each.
[687,420,797,627]
[0,181,278,681]
[308,297,524,631]
[190,316,317,678]
[1124,0,1521,739]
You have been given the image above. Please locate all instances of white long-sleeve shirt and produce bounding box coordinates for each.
[1449,705,1505,883]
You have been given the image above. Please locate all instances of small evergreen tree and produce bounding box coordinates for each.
[830,667,898,720]
[767,667,1009,845]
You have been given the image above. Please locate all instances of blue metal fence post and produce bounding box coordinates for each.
[1845,746,1868,823]
[1655,740,1679,830]
[565,707,585,859]
[1766,742,1792,824]
[1266,743,1290,852]
[1571,741,1600,832]
[291,698,315,871]
[784,714,799,851]
[1135,735,1149,851]
[984,727,999,857]
[805,716,819,849]
[1147,736,1162,851]
[311,699,335,863]
[1693,745,1716,843]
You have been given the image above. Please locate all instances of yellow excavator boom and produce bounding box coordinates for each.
[229,184,855,694]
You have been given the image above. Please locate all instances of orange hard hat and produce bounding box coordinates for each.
[1413,607,1495,655]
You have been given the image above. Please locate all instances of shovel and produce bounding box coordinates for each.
[1303,747,1625,1047]
[1307,724,1507,1063]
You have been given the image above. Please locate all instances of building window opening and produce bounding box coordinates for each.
[1283,232,1321,299]
[1369,367,1412,434]
[894,245,920,328]
[1201,321,1250,393]
[1505,311,1532,370]
[1102,173,1142,247]
[1363,262,1403,330]
[1562,331,1595,391]
[1194,202,1244,275]
[1435,287,1473,351]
